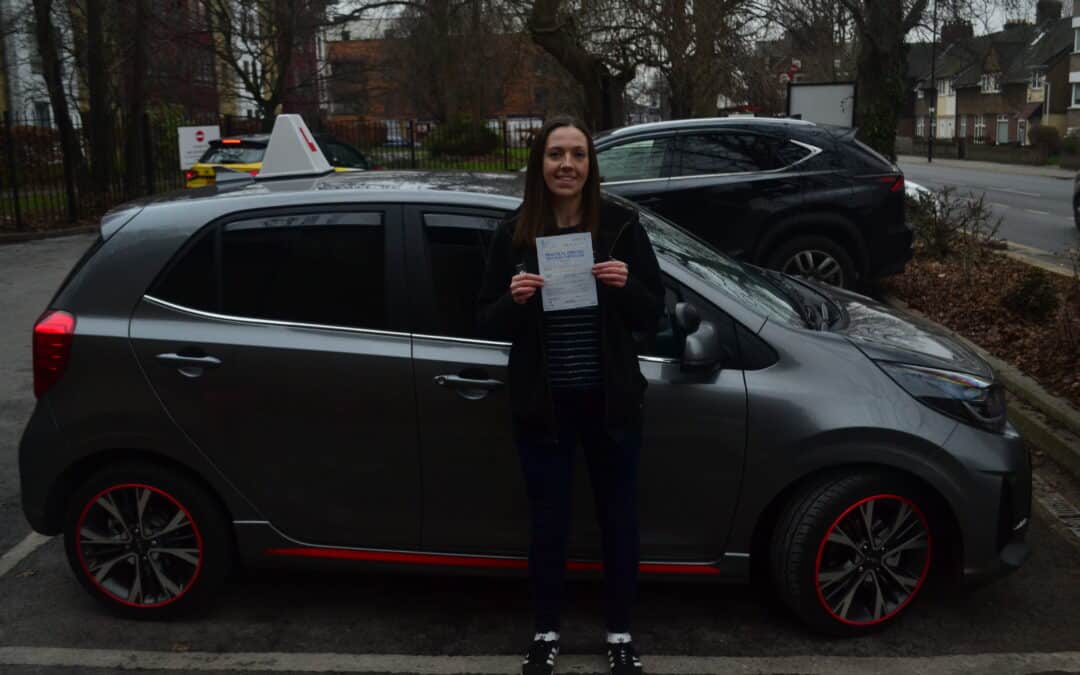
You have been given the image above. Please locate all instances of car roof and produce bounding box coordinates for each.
[137,170,527,213]
[595,116,816,143]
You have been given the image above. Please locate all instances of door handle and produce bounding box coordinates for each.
[433,374,503,390]
[156,353,222,368]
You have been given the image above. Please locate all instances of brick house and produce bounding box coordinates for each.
[910,1,1072,145]
[1067,0,1080,132]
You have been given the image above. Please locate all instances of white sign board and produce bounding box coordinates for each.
[788,83,856,128]
[178,125,221,170]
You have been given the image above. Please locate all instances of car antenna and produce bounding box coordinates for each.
[257,114,334,180]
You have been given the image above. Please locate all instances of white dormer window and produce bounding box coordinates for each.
[917,87,924,99]
[937,79,953,96]
[1031,70,1045,89]
[981,73,1001,93]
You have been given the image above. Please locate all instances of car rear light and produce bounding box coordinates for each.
[877,175,904,192]
[248,169,259,176]
[221,138,241,145]
[33,310,75,398]
[184,169,196,182]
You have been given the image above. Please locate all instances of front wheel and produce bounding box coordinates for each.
[770,472,933,636]
[63,461,232,618]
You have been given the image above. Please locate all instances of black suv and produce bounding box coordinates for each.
[594,118,911,289]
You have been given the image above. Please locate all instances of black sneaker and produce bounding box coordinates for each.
[521,637,559,675]
[607,640,644,675]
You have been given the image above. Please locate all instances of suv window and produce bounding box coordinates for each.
[153,231,217,311]
[422,212,500,339]
[199,144,265,164]
[775,141,814,167]
[597,137,672,182]
[676,133,779,175]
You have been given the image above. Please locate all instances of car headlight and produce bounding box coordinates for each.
[877,361,1006,434]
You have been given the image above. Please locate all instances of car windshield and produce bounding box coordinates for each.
[637,209,805,327]
[199,145,265,164]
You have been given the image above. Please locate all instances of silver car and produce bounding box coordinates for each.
[20,171,1030,636]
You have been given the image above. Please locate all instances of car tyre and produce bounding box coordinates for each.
[63,461,231,619]
[769,471,933,637]
[765,235,857,289]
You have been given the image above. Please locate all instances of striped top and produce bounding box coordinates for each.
[544,306,603,390]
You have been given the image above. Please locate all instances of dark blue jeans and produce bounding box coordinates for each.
[515,387,641,633]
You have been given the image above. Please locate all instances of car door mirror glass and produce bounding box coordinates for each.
[681,312,727,372]
[674,301,701,333]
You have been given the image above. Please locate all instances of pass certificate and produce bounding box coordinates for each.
[536,232,598,312]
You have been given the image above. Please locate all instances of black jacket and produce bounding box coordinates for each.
[477,197,664,436]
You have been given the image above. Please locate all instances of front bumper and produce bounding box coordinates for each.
[942,420,1033,585]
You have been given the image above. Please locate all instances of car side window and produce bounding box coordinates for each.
[775,141,814,167]
[677,133,779,175]
[597,137,672,182]
[219,212,387,329]
[151,229,217,311]
[422,213,500,340]
[323,141,368,169]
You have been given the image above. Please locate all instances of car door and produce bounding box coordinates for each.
[596,134,676,215]
[662,131,803,259]
[405,205,747,561]
[131,206,421,550]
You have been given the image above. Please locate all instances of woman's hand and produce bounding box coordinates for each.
[510,273,545,304]
[592,259,629,288]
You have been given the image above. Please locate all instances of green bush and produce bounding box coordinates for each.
[426,117,500,158]
[1028,125,1061,154]
[1062,131,1080,156]
[1002,267,1060,322]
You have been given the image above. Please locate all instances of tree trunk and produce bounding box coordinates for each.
[85,0,113,199]
[850,0,915,160]
[529,0,629,131]
[32,0,80,221]
[123,0,148,198]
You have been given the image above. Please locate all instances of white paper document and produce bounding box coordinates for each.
[536,232,598,312]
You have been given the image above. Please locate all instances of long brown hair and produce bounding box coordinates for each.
[513,115,602,248]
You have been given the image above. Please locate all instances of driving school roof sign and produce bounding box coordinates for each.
[258,114,332,179]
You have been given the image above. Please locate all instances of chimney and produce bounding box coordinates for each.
[1036,0,1062,24]
[941,19,974,46]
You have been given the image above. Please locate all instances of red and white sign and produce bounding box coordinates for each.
[178,125,221,170]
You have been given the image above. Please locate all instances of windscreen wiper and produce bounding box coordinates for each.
[758,269,824,329]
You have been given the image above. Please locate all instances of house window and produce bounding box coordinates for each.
[1031,70,1045,89]
[981,72,1001,93]
[937,79,953,96]
[33,101,51,127]
[1018,119,1028,146]
[1073,83,1080,107]
[917,88,924,100]
[975,114,986,143]
[916,117,925,137]
[959,115,968,138]
[997,115,1010,144]
[1075,28,1080,53]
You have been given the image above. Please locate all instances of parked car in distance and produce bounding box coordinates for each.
[22,157,1030,636]
[594,118,913,289]
[184,133,376,187]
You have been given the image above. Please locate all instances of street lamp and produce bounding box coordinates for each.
[928,0,938,163]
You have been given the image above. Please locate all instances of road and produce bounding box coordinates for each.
[898,158,1079,270]
[1,234,1079,674]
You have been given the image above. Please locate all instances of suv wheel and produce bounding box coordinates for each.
[770,472,933,636]
[63,461,231,618]
[766,235,857,289]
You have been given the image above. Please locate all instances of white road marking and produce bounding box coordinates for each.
[1024,209,1052,216]
[990,186,1041,197]
[0,532,52,578]
[1,647,1080,674]
[988,202,1011,209]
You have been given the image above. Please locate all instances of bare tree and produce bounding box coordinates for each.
[30,0,78,220]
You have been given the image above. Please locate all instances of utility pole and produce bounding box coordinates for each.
[928,0,938,163]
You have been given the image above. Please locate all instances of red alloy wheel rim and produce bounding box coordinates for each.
[813,493,932,626]
[75,483,204,608]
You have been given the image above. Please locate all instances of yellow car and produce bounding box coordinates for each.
[184,133,376,187]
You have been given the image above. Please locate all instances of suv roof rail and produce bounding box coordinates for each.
[600,116,816,139]
[258,114,333,179]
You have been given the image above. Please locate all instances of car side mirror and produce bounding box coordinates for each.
[676,302,730,372]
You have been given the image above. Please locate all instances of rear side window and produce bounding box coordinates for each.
[676,133,779,174]
[198,145,265,164]
[846,139,895,174]
[774,141,814,167]
[321,141,368,169]
[422,213,498,339]
[151,212,388,330]
[597,137,672,182]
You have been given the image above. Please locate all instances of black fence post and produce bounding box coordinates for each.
[502,118,509,171]
[142,113,155,195]
[409,120,417,169]
[4,111,24,231]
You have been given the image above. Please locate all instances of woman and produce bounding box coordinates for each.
[477,116,663,675]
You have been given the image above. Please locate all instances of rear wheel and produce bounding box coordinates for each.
[770,472,933,636]
[765,235,857,289]
[63,461,231,618]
